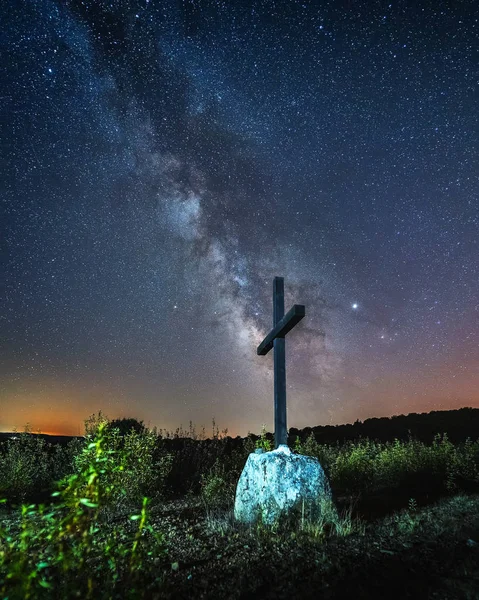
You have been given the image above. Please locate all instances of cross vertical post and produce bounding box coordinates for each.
[257,277,305,449]
[273,277,287,448]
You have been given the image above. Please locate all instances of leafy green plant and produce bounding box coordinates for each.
[388,505,419,536]
[243,434,256,456]
[71,413,172,511]
[50,437,86,484]
[296,433,479,496]
[457,437,479,483]
[294,435,303,453]
[294,432,335,467]
[329,439,378,493]
[408,497,418,513]
[0,426,52,501]
[200,459,235,509]
[255,425,272,452]
[0,421,166,599]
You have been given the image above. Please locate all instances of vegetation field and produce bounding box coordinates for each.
[1,412,478,599]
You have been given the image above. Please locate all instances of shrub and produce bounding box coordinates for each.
[375,438,420,488]
[200,459,236,509]
[255,425,272,452]
[328,439,379,494]
[456,437,479,483]
[0,421,166,599]
[71,413,172,511]
[296,433,479,496]
[49,437,85,484]
[0,426,52,501]
[243,434,256,456]
[294,433,338,470]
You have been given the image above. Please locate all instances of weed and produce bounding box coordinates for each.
[0,426,52,502]
[71,413,172,513]
[200,459,235,509]
[408,497,418,513]
[255,425,272,452]
[0,421,166,599]
[295,433,479,496]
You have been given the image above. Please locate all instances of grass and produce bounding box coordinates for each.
[1,415,478,599]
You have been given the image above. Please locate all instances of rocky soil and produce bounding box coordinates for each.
[1,491,478,599]
[141,493,479,599]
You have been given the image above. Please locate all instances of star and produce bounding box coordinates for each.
[1,0,476,437]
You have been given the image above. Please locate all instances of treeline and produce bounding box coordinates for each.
[2,408,477,448]
[290,407,479,446]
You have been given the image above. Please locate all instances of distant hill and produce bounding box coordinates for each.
[289,407,479,446]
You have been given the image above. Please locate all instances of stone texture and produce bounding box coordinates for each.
[234,445,332,524]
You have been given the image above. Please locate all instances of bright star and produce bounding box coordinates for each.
[352,303,358,309]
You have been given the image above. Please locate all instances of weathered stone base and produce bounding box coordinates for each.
[234,445,332,525]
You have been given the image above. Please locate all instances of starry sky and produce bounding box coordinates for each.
[1,0,478,437]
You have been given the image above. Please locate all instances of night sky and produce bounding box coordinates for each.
[2,0,478,437]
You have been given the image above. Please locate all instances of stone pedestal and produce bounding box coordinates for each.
[234,445,332,524]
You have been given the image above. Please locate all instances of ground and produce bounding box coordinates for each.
[1,491,478,598]
[146,493,479,599]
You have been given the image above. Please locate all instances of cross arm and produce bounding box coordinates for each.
[257,304,305,356]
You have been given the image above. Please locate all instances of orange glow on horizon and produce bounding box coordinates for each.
[1,366,477,438]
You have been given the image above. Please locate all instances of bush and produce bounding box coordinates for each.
[255,425,273,452]
[294,432,338,470]
[49,437,86,484]
[201,459,236,509]
[0,426,52,501]
[329,439,379,493]
[295,432,479,496]
[0,421,166,599]
[71,413,172,511]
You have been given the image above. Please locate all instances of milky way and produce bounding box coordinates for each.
[2,0,478,436]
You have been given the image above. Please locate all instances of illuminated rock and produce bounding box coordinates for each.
[234,445,332,524]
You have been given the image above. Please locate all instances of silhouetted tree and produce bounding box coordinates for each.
[107,418,146,437]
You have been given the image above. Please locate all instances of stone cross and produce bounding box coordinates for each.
[257,277,305,448]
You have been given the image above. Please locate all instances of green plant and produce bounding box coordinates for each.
[457,438,479,483]
[329,439,378,493]
[255,425,272,452]
[200,459,235,509]
[72,413,172,511]
[50,437,86,484]
[0,421,166,599]
[294,435,303,453]
[390,508,418,536]
[0,426,52,501]
[408,497,418,513]
[252,497,364,543]
[308,434,479,496]
[243,434,256,455]
[294,432,334,463]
